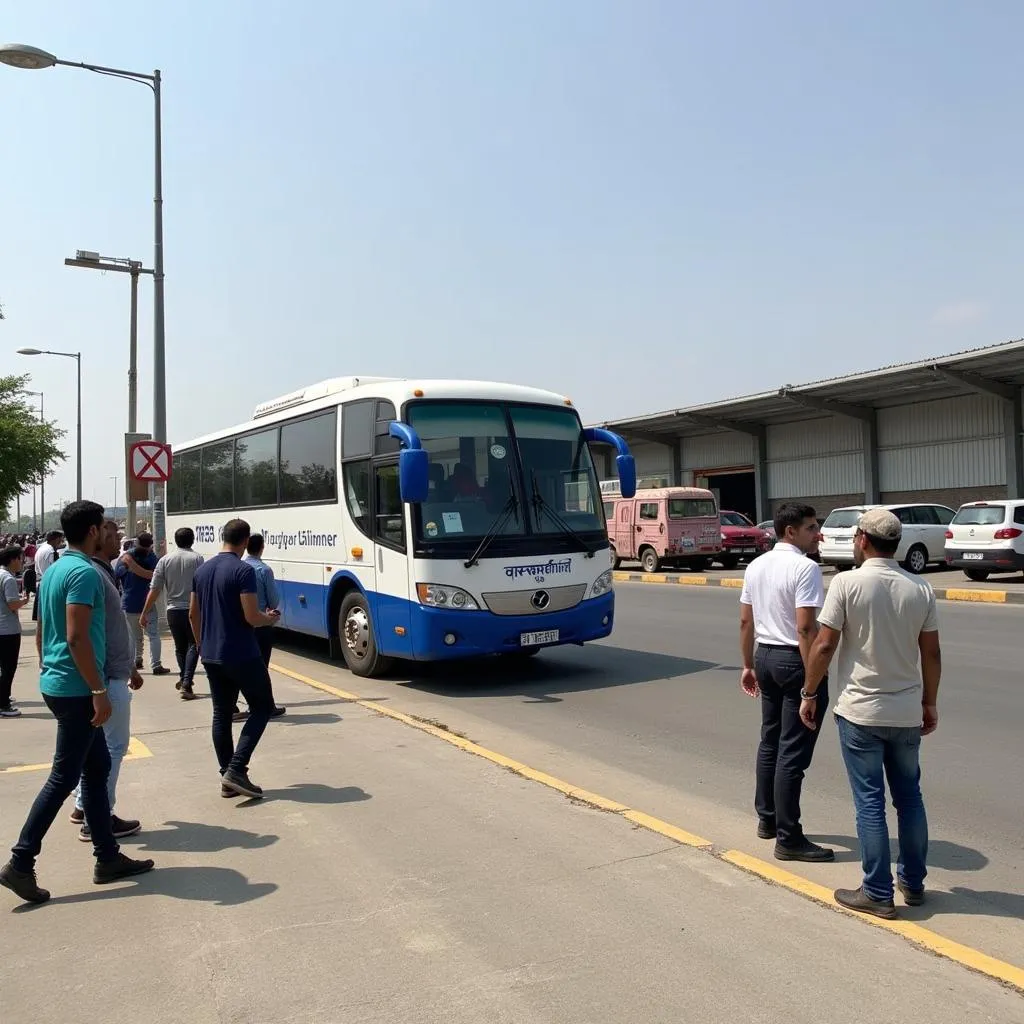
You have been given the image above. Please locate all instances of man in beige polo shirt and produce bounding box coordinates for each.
[801,508,941,919]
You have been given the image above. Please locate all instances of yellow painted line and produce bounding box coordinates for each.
[612,571,632,581]
[640,573,668,584]
[1,735,152,775]
[269,660,1024,993]
[675,576,708,586]
[723,851,1024,991]
[943,588,1007,603]
[718,577,744,589]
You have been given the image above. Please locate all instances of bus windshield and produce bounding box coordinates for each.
[406,401,604,544]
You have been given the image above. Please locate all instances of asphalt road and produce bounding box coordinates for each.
[270,582,1024,967]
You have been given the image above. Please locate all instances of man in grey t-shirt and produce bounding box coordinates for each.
[0,545,30,716]
[802,508,941,920]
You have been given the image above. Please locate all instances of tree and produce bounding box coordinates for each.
[0,374,66,523]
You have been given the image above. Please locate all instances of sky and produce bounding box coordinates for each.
[3,0,1024,512]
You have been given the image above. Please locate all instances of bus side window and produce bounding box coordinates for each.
[344,462,371,537]
[375,465,405,551]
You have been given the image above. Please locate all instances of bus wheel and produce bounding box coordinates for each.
[339,592,392,678]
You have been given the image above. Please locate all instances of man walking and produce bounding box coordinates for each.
[802,509,941,919]
[739,502,833,863]
[116,532,170,677]
[243,533,286,718]
[189,519,280,800]
[0,501,153,905]
[31,529,62,623]
[69,519,145,840]
[0,544,31,717]
[140,527,204,700]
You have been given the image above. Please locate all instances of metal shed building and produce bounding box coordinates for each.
[592,339,1024,524]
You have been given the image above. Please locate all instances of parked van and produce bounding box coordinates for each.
[945,500,1024,580]
[819,503,955,574]
[606,487,722,573]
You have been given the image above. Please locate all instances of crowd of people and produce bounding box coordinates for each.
[0,501,288,905]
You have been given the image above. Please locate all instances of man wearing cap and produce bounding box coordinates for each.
[802,508,941,919]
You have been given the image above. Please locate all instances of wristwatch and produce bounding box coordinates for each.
[799,689,818,700]
[89,688,107,695]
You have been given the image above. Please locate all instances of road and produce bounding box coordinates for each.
[1,591,1021,1022]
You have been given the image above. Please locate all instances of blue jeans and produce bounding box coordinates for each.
[73,679,131,814]
[11,695,119,870]
[836,715,928,901]
[125,612,161,669]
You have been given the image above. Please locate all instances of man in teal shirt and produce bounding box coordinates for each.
[0,501,154,905]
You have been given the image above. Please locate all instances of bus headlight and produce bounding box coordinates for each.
[589,569,614,599]
[416,583,480,610]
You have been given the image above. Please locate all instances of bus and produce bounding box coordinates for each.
[166,377,636,677]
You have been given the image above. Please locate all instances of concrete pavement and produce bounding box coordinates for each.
[1,613,1022,1020]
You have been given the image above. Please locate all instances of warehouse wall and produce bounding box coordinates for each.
[681,432,756,471]
[766,417,864,500]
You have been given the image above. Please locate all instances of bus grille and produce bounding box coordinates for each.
[481,584,588,616]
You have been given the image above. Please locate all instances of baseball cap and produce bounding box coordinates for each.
[858,508,901,541]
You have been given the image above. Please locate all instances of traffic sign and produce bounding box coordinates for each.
[129,440,172,483]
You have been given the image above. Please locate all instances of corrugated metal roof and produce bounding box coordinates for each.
[596,338,1024,438]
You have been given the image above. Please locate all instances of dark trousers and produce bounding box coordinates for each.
[166,608,199,687]
[11,695,119,871]
[754,645,827,846]
[206,658,275,774]
[0,632,20,708]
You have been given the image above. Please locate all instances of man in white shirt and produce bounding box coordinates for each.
[802,508,941,919]
[30,531,63,624]
[739,502,833,863]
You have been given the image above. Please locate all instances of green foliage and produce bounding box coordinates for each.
[0,375,66,522]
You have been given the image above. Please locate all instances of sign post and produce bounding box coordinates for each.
[128,438,172,542]
[124,432,150,535]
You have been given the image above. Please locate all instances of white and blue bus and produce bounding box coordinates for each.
[166,377,635,677]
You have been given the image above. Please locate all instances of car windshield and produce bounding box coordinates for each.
[720,512,752,527]
[406,401,603,543]
[952,505,1007,526]
[823,509,867,529]
[669,498,717,518]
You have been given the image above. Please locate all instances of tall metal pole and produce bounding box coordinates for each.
[151,68,167,553]
[38,394,44,533]
[128,264,139,534]
[75,352,82,501]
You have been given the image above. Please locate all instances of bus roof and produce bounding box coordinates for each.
[172,377,576,452]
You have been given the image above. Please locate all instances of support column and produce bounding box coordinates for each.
[602,449,613,480]
[1004,390,1023,498]
[670,439,683,487]
[752,427,769,523]
[863,412,880,504]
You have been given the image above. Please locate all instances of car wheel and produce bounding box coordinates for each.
[610,546,622,570]
[964,569,990,582]
[689,557,711,572]
[903,544,928,575]
[719,555,739,570]
[338,591,393,678]
[641,548,660,574]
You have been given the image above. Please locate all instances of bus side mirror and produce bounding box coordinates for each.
[583,427,636,499]
[617,454,637,499]
[398,449,429,504]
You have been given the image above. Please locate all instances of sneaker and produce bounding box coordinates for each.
[835,886,897,920]
[221,769,263,799]
[756,818,776,840]
[152,665,171,676]
[0,861,50,904]
[180,685,197,701]
[221,783,241,798]
[93,852,155,885]
[774,840,835,863]
[0,704,21,718]
[79,816,143,842]
[898,881,925,906]
[232,708,249,722]
[175,679,183,691]
[69,807,85,825]
[270,706,287,719]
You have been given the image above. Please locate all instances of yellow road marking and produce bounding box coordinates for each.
[718,577,744,589]
[944,588,1006,603]
[675,576,708,586]
[1,735,153,775]
[269,660,1024,992]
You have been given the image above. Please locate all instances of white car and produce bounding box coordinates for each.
[945,500,1024,581]
[819,503,955,574]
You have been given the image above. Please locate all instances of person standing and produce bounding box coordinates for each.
[189,519,280,800]
[243,533,286,719]
[140,527,204,700]
[116,532,170,677]
[68,519,145,840]
[31,529,63,623]
[739,502,833,863]
[0,501,153,905]
[0,545,31,717]
[802,509,941,919]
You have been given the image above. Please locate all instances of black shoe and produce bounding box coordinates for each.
[79,815,142,842]
[221,769,263,799]
[898,881,925,906]
[0,861,50,904]
[152,665,171,676]
[69,807,85,825]
[774,840,835,863]
[757,818,776,840]
[835,886,897,919]
[270,706,287,718]
[0,704,22,718]
[94,852,155,885]
[135,659,144,671]
[221,783,241,798]
[175,679,183,691]
[180,685,197,701]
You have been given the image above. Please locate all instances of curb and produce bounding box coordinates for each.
[612,571,1024,606]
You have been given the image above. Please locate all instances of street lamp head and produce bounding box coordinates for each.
[0,44,59,70]
[16,347,43,356]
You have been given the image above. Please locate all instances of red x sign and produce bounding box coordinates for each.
[129,441,173,483]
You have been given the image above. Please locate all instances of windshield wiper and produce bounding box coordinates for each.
[464,483,519,568]
[530,472,596,558]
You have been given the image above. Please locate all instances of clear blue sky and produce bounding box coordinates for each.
[3,1,1024,510]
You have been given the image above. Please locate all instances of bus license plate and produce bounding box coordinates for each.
[963,552,984,560]
[521,629,559,646]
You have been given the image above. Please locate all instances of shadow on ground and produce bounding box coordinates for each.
[121,820,278,853]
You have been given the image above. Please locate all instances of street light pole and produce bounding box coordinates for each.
[25,391,43,532]
[1,42,168,550]
[18,350,82,501]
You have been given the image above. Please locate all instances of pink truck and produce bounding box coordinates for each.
[605,486,722,573]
